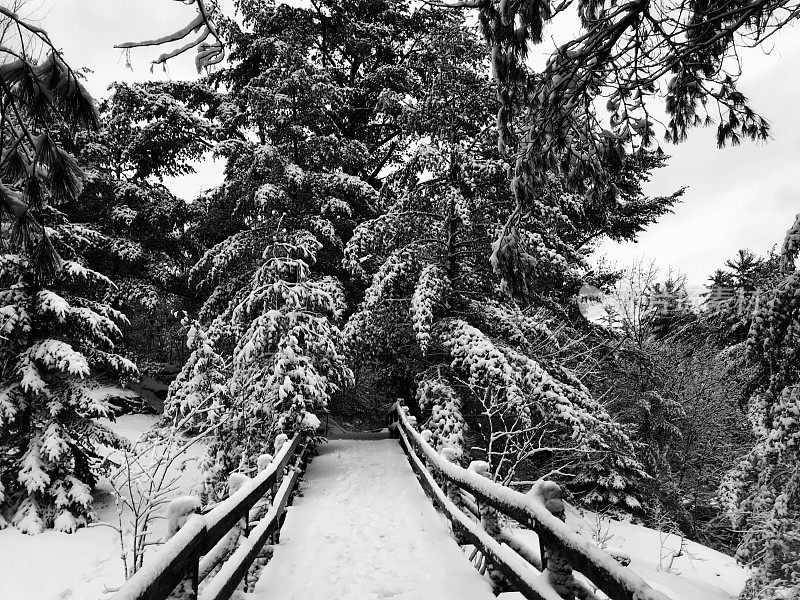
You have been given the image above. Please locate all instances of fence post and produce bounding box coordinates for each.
[439,448,470,545]
[229,473,253,591]
[271,434,289,544]
[388,399,404,438]
[253,453,274,521]
[299,435,310,471]
[529,481,579,599]
[273,434,289,488]
[166,496,203,600]
[469,460,508,591]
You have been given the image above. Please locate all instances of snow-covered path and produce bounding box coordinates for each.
[251,439,495,600]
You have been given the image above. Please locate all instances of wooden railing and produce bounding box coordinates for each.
[111,432,308,600]
[392,403,677,600]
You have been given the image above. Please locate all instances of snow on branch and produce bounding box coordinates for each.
[115,0,224,72]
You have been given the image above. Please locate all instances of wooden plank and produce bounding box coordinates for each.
[395,407,676,600]
[204,434,302,551]
[398,425,562,600]
[113,434,305,600]
[111,515,207,600]
[200,444,307,600]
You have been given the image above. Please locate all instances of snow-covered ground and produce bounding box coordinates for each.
[0,430,749,600]
[251,438,496,600]
[502,507,749,600]
[253,439,748,600]
[570,508,749,600]
[0,414,204,600]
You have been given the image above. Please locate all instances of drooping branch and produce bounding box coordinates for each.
[0,9,99,279]
[114,0,225,72]
[415,0,800,298]
[421,0,486,7]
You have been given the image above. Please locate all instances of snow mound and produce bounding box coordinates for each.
[301,411,321,431]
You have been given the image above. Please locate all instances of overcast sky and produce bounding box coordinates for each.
[36,0,800,284]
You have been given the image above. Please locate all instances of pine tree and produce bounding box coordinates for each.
[1,16,138,533]
[646,274,692,339]
[719,214,800,598]
[158,0,515,490]
[167,141,356,497]
[123,0,675,510]
[341,22,653,509]
[67,81,222,371]
[701,249,780,349]
[0,256,138,533]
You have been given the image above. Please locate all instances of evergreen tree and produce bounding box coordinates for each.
[720,214,800,598]
[178,142,356,496]
[157,0,524,490]
[67,81,222,371]
[342,23,654,509]
[0,15,138,533]
[704,250,778,331]
[699,248,780,421]
[123,0,682,511]
[646,274,692,339]
[725,250,763,292]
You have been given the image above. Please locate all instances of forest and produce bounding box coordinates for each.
[1,0,800,599]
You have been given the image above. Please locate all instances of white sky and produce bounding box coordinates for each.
[36,0,800,284]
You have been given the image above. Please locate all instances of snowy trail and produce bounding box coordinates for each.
[251,439,495,600]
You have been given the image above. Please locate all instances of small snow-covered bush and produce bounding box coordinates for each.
[417,378,466,458]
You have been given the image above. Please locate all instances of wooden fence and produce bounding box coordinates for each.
[391,403,677,600]
[108,404,680,600]
[111,433,307,600]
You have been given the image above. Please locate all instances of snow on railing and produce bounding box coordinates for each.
[110,433,307,600]
[392,402,677,600]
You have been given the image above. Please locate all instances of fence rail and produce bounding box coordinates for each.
[111,433,307,600]
[391,402,676,600]
[107,405,679,600]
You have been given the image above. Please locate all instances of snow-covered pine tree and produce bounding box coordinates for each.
[166,141,356,498]
[0,18,138,533]
[68,81,224,372]
[0,256,139,533]
[416,375,466,458]
[343,24,653,510]
[157,0,511,492]
[346,142,650,508]
[164,317,233,500]
[719,214,800,598]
